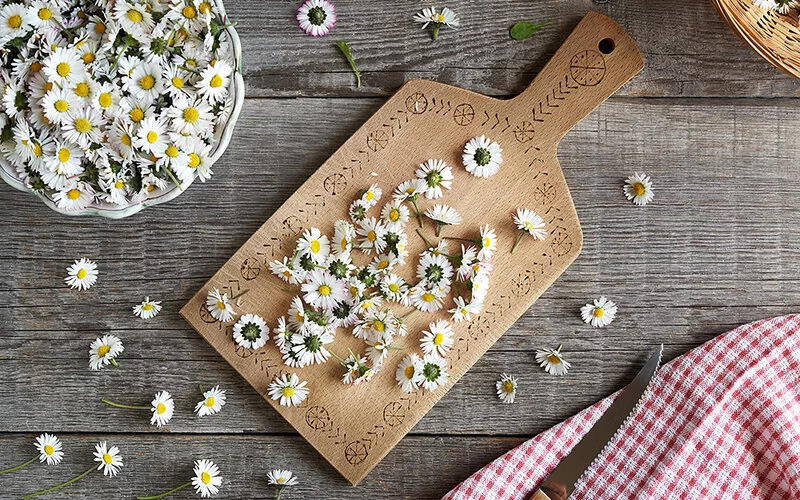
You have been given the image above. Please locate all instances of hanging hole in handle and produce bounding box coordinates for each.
[598,38,615,54]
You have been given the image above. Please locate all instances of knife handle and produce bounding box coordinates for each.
[528,489,553,500]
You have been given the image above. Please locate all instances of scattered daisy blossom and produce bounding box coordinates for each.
[206,289,237,322]
[463,136,502,178]
[232,313,269,349]
[268,373,309,407]
[65,258,98,290]
[396,353,423,393]
[419,353,449,390]
[297,0,336,37]
[195,385,226,416]
[580,296,617,328]
[133,297,161,319]
[35,433,64,465]
[88,334,124,370]
[268,469,299,490]
[420,320,454,357]
[416,159,453,199]
[93,441,123,476]
[496,373,518,404]
[623,172,655,206]
[536,345,571,376]
[512,208,546,253]
[192,459,223,497]
[424,203,462,235]
[413,7,459,40]
[149,391,174,428]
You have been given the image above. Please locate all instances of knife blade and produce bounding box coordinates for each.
[530,345,663,500]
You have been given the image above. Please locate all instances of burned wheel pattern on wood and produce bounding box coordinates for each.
[405,92,428,114]
[511,273,532,296]
[323,173,347,195]
[452,103,475,126]
[199,303,217,323]
[366,130,389,152]
[240,258,261,281]
[569,50,606,86]
[382,402,406,427]
[305,406,331,430]
[551,229,574,257]
[533,182,557,204]
[513,121,536,143]
[344,441,369,465]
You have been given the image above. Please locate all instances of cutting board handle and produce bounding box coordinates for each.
[511,12,643,145]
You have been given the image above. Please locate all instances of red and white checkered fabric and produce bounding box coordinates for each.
[443,314,800,500]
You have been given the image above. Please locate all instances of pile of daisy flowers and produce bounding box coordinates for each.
[0,0,238,212]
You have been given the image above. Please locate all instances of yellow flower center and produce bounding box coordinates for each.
[121,134,132,146]
[32,143,42,157]
[98,93,112,108]
[146,131,158,143]
[130,108,144,122]
[156,402,166,414]
[38,8,52,20]
[404,366,415,379]
[389,208,400,221]
[546,354,562,365]
[7,15,21,28]
[388,283,399,293]
[373,320,385,332]
[183,107,199,123]
[44,444,54,455]
[43,82,53,93]
[67,188,81,200]
[142,303,153,311]
[593,307,604,318]
[295,311,304,322]
[127,9,143,23]
[209,74,223,88]
[434,13,445,22]
[281,386,295,398]
[201,472,211,484]
[140,75,155,90]
[74,117,92,133]
[147,184,156,192]
[422,293,435,303]
[433,333,444,346]
[103,453,113,464]
[367,231,377,242]
[318,285,331,296]
[199,1,212,14]
[310,240,321,253]
[165,145,179,158]
[56,62,71,77]
[204,397,215,407]
[365,191,374,201]
[171,76,184,89]
[97,344,110,357]
[503,380,514,393]
[188,153,201,168]
[114,179,125,189]
[277,477,286,484]
[82,53,95,64]
[30,61,42,72]
[75,82,90,97]
[58,148,71,162]
[483,237,491,248]
[182,5,197,18]
[185,58,197,68]
[54,99,69,112]
[349,286,358,297]
[95,21,105,34]
[632,182,646,196]
[216,300,226,310]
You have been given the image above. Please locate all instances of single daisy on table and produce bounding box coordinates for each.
[291,328,334,366]
[496,373,518,404]
[381,199,411,231]
[297,0,336,37]
[268,373,309,407]
[416,159,453,199]
[535,345,571,376]
[268,469,298,499]
[395,353,423,393]
[339,352,376,385]
[420,319,454,357]
[463,135,502,178]
[348,199,369,222]
[424,203,462,236]
[623,172,654,206]
[478,224,497,260]
[393,178,427,227]
[101,391,174,428]
[408,284,446,313]
[65,258,98,290]
[419,353,449,390]
[360,183,382,207]
[205,288,238,322]
[511,208,546,253]
[89,334,124,370]
[195,385,226,417]
[301,269,347,310]
[413,6,459,40]
[0,433,63,475]
[297,227,330,264]
[192,459,223,497]
[232,313,269,349]
[133,296,162,319]
[580,296,617,328]
[21,441,122,497]
[448,296,481,322]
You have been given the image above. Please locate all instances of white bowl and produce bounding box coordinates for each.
[0,0,245,219]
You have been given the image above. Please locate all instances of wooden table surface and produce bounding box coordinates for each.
[3,1,800,498]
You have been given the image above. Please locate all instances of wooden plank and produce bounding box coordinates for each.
[0,433,524,498]
[223,0,800,98]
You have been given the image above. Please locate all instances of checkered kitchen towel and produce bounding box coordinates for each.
[444,314,800,500]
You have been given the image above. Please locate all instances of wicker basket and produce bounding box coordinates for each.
[712,0,800,78]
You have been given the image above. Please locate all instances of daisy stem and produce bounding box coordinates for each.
[109,358,119,367]
[431,23,441,41]
[443,236,476,243]
[137,481,192,500]
[415,228,436,250]
[510,233,525,254]
[0,456,37,475]
[22,465,95,499]
[109,36,135,73]
[435,224,442,237]
[160,166,184,192]
[101,399,150,410]
[329,351,348,366]
[276,486,286,500]
[399,309,416,321]
[179,65,202,75]
[229,289,250,301]
[410,200,424,227]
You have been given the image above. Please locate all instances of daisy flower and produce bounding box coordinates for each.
[380,274,408,302]
[339,353,376,385]
[413,7,459,40]
[495,373,518,404]
[478,225,497,260]
[42,47,87,86]
[512,208,546,253]
[205,289,237,322]
[536,345,571,376]
[360,183,382,207]
[61,107,104,147]
[0,3,32,40]
[291,328,333,366]
[135,116,168,155]
[301,269,347,310]
[268,373,309,407]
[395,354,423,393]
[196,60,232,103]
[195,385,226,416]
[93,441,123,476]
[580,296,617,328]
[150,391,175,428]
[297,0,336,37]
[133,297,162,319]
[463,135,502,178]
[297,227,330,263]
[53,182,95,212]
[332,219,355,256]
[192,459,223,497]
[420,320,454,357]
[416,159,453,199]
[417,252,454,286]
[35,433,64,465]
[381,199,410,231]
[168,95,214,136]
[41,87,78,124]
[449,296,481,322]
[424,204,462,236]
[270,256,302,285]
[268,469,298,498]
[348,199,369,222]
[89,334,124,370]
[623,172,654,206]
[65,258,98,290]
[126,62,163,101]
[113,1,153,41]
[419,354,448,390]
[232,313,269,349]
[409,284,446,313]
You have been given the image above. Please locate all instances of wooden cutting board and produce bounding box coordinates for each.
[180,12,643,485]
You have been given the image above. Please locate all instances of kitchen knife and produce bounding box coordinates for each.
[530,345,663,500]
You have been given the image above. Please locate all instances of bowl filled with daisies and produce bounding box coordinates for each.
[0,0,244,218]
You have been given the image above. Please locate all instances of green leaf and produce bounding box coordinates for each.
[336,40,362,89]
[510,21,552,41]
